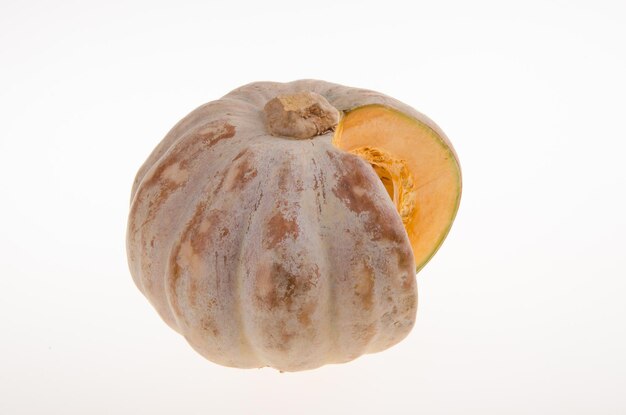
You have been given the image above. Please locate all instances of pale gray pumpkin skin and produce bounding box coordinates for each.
[127,80,420,372]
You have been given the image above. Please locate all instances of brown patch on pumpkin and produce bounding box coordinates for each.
[328,151,404,244]
[264,211,299,249]
[162,162,189,184]
[353,261,375,310]
[211,170,227,197]
[200,316,220,337]
[277,157,304,192]
[254,262,317,311]
[226,150,258,191]
[167,197,231,327]
[165,250,183,316]
[198,121,236,148]
[145,120,235,190]
[297,301,316,327]
[191,209,227,254]
[166,200,212,312]
[133,120,236,231]
[167,173,229,287]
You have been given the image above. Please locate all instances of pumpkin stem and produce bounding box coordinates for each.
[264,91,340,139]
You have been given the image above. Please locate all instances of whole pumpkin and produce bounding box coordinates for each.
[127,80,461,372]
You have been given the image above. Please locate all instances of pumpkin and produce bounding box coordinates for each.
[127,80,461,372]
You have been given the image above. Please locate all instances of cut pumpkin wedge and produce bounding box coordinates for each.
[332,104,462,272]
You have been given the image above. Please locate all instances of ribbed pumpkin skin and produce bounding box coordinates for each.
[127,80,421,371]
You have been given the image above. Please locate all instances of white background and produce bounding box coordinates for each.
[1,0,625,414]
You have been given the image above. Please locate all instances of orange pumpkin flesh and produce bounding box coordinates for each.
[333,105,462,272]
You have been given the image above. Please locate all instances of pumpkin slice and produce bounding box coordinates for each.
[332,105,461,272]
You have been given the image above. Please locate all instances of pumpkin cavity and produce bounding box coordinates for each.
[349,146,417,229]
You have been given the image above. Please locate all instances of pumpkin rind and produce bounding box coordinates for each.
[127,80,456,371]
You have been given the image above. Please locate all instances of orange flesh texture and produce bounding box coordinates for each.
[332,105,461,272]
